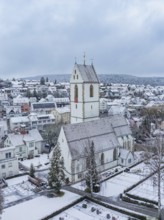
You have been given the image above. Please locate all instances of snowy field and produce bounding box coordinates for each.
[51,199,138,220]
[3,175,36,206]
[73,172,143,197]
[128,174,164,205]
[20,153,50,170]
[73,162,151,197]
[2,190,81,220]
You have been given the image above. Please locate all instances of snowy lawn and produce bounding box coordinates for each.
[2,190,81,220]
[20,153,50,170]
[51,199,135,220]
[73,172,144,197]
[3,178,36,205]
[128,174,164,205]
[6,175,29,186]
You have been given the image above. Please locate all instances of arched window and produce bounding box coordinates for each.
[113,148,117,161]
[76,162,80,172]
[90,84,94,97]
[74,84,78,102]
[101,153,104,165]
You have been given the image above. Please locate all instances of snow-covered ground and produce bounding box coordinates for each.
[2,191,81,220]
[20,153,50,170]
[73,162,151,197]
[73,172,143,197]
[128,174,164,205]
[51,199,136,220]
[3,175,36,206]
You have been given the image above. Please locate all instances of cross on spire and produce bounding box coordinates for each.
[83,52,86,65]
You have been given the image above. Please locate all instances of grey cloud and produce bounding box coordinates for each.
[0,0,164,78]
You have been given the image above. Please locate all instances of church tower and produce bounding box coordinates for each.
[70,61,100,124]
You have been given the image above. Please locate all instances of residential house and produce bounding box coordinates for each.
[4,129,43,160]
[0,147,19,179]
[52,107,70,124]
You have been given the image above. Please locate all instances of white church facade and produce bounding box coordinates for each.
[56,62,134,183]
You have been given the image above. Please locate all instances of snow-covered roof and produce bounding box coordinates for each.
[56,107,70,114]
[10,116,29,123]
[75,63,99,83]
[63,115,131,159]
[7,129,43,147]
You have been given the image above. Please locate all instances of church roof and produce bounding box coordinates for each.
[76,64,99,83]
[63,115,132,159]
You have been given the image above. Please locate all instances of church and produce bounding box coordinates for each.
[57,61,134,183]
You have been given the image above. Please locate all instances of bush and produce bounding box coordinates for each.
[93,184,100,193]
[85,187,91,193]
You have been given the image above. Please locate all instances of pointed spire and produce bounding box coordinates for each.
[83,52,86,65]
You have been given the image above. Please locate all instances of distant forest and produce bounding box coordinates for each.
[23,74,164,86]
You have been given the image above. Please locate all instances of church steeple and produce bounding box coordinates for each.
[70,60,100,124]
[83,52,86,66]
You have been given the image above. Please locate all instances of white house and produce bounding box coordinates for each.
[52,107,70,124]
[0,119,8,140]
[0,147,19,179]
[4,129,43,160]
[58,115,134,183]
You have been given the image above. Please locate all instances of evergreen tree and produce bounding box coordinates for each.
[85,141,99,195]
[26,89,32,98]
[29,163,35,178]
[48,144,65,194]
[40,77,45,85]
[33,88,38,98]
[0,187,4,217]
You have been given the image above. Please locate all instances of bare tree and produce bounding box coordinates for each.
[42,124,62,149]
[0,187,4,218]
[144,134,164,217]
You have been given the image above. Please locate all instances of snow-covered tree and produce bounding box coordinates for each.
[85,141,99,195]
[48,143,65,194]
[40,77,45,85]
[0,187,4,218]
[29,163,35,178]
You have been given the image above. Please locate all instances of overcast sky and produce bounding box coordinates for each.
[0,0,164,79]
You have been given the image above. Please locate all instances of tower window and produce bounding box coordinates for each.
[74,84,78,103]
[75,104,77,109]
[90,85,94,97]
[74,70,76,74]
[113,148,117,161]
[77,75,78,79]
[101,153,104,165]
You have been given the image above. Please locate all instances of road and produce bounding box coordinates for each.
[62,185,158,219]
